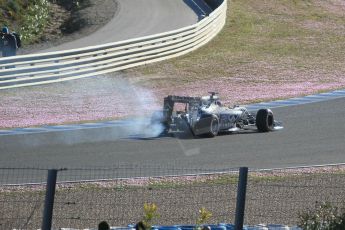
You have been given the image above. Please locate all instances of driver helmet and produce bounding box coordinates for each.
[2,26,9,34]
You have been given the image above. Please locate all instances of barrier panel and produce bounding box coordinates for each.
[0,0,227,90]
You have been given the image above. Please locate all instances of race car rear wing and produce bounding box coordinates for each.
[163,95,201,125]
[163,95,201,105]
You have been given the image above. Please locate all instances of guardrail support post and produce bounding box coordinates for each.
[234,167,248,230]
[42,169,58,230]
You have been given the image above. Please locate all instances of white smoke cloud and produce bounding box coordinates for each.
[102,75,164,139]
[7,74,165,148]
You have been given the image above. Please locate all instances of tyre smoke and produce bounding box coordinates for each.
[2,75,165,148]
[60,74,165,142]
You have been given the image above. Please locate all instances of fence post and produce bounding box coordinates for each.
[234,167,248,230]
[42,169,58,230]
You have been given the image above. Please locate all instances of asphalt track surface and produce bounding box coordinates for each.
[1,98,345,176]
[42,0,210,52]
[1,1,345,182]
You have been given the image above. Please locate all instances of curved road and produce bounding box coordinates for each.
[1,98,345,172]
[43,0,210,52]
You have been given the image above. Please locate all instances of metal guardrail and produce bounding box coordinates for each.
[0,0,227,90]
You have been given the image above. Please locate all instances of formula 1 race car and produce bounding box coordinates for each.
[153,92,283,137]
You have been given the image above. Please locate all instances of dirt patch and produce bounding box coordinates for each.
[40,3,70,41]
[317,0,345,16]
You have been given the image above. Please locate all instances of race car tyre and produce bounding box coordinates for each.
[256,109,274,132]
[207,115,220,137]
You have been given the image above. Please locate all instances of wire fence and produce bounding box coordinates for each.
[245,165,345,225]
[0,168,47,229]
[1,164,345,229]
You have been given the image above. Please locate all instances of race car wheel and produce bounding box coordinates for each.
[256,109,274,132]
[207,115,220,137]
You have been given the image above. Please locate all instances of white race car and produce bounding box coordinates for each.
[156,92,283,137]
